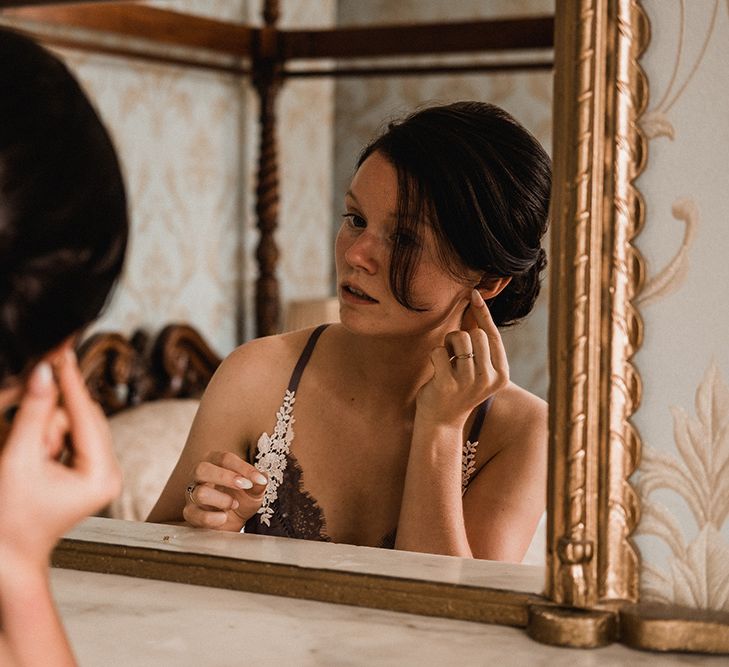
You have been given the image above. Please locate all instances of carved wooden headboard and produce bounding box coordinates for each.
[77,324,221,416]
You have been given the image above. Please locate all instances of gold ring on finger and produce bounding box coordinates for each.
[186,482,202,508]
[449,352,475,362]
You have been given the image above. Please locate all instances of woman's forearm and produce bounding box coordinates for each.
[395,420,473,558]
[0,555,76,667]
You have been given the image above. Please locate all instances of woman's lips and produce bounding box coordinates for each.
[341,284,379,304]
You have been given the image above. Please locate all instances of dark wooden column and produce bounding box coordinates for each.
[252,0,282,337]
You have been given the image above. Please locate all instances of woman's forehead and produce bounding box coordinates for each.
[349,153,398,202]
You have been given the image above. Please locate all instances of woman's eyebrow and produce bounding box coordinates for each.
[345,189,398,221]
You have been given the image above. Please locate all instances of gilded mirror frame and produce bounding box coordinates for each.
[547,0,647,610]
[10,0,726,654]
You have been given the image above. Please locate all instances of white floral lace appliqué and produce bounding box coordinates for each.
[462,439,478,495]
[254,389,296,526]
[254,388,478,524]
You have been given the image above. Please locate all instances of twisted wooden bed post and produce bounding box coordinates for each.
[253,0,282,337]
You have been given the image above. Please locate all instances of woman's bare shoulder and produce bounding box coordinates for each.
[479,382,547,458]
[199,328,323,424]
[218,327,321,380]
[497,382,547,427]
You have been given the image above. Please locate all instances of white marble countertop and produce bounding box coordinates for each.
[52,568,727,666]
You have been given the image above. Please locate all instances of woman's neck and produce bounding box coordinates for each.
[330,322,455,405]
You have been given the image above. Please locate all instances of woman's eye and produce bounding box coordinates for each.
[342,213,366,229]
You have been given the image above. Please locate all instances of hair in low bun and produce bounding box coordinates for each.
[488,246,547,327]
[357,101,551,327]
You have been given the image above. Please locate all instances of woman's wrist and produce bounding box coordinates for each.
[409,419,466,466]
[412,409,467,439]
[0,546,50,591]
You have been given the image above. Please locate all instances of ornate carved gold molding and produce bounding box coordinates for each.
[547,0,649,608]
[600,0,648,604]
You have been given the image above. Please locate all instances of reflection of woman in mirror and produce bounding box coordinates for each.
[0,28,128,665]
[149,101,550,562]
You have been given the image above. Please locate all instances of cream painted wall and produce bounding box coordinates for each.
[334,0,554,399]
[632,0,729,610]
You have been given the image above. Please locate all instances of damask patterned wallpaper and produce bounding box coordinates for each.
[6,0,337,353]
[63,49,244,355]
[633,0,729,610]
[335,0,554,399]
[99,0,335,347]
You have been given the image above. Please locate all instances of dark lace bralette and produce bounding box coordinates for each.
[245,447,397,548]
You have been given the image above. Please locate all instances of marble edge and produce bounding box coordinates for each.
[63,517,545,594]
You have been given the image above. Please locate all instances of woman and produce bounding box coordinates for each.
[148,101,550,561]
[0,28,128,665]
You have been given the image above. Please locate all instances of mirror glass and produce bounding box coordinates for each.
[0,0,553,571]
[332,2,553,403]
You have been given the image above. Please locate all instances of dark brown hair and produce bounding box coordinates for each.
[0,28,128,381]
[357,101,551,327]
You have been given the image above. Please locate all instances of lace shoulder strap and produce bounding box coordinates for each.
[462,397,494,494]
[252,324,329,526]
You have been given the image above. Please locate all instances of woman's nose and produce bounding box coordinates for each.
[344,232,379,274]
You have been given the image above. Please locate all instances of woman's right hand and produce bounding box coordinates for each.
[182,452,268,531]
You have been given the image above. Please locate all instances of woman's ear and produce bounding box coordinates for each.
[476,275,511,301]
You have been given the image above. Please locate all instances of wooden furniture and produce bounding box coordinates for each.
[76,324,221,521]
[2,1,553,337]
[77,324,221,415]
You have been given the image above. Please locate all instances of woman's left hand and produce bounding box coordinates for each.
[0,349,122,571]
[416,289,509,427]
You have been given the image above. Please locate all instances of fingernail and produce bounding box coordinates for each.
[253,473,268,485]
[235,477,253,490]
[231,499,240,510]
[30,362,53,391]
[471,289,484,307]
